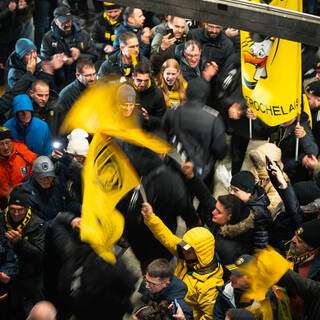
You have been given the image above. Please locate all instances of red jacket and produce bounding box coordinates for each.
[0,140,38,209]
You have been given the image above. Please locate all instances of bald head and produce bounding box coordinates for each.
[27,301,57,320]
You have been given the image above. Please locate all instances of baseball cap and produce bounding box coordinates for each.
[54,6,72,23]
[226,254,255,277]
[32,156,56,179]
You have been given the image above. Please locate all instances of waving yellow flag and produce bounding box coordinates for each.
[241,0,303,126]
[60,79,172,154]
[80,133,140,264]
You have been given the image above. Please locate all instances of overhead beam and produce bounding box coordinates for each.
[100,0,320,46]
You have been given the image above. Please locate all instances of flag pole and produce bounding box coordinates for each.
[249,118,252,139]
[295,113,301,161]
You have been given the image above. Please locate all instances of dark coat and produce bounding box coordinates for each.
[187,27,234,68]
[132,79,166,131]
[7,52,55,89]
[0,210,45,279]
[41,22,98,88]
[0,234,18,279]
[161,99,227,179]
[90,12,122,61]
[139,275,193,320]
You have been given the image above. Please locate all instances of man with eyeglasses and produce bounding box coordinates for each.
[176,40,219,83]
[138,258,193,320]
[0,184,45,319]
[98,31,151,79]
[131,62,166,132]
[0,126,37,210]
[57,59,97,126]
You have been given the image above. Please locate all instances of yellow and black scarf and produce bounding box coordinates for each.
[5,207,32,238]
[286,248,319,265]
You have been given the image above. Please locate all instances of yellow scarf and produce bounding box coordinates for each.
[5,207,31,239]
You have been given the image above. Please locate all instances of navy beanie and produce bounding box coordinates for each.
[231,171,256,194]
[297,219,320,248]
[15,38,37,59]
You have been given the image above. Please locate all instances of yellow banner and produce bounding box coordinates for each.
[241,0,302,126]
[80,133,140,263]
[60,80,172,154]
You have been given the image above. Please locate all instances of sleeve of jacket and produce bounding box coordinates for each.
[210,113,227,160]
[144,90,166,130]
[253,208,270,250]
[0,236,19,279]
[13,222,45,263]
[7,67,25,89]
[90,20,106,52]
[300,121,319,156]
[113,28,121,49]
[143,213,181,256]
[79,30,98,62]
[40,34,55,60]
[97,59,113,78]
[0,6,12,21]
[151,33,163,54]
[177,298,194,320]
[213,291,230,320]
[197,283,219,320]
[187,177,216,229]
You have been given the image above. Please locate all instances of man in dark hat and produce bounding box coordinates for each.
[0,185,45,319]
[40,6,98,89]
[287,219,320,281]
[0,126,37,210]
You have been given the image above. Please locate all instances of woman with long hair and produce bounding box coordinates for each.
[156,59,187,109]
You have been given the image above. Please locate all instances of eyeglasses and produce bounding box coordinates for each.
[9,207,26,214]
[144,277,163,288]
[81,72,96,78]
[184,52,200,59]
[135,78,149,83]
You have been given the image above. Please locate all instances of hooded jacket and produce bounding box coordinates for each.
[144,214,224,320]
[4,95,52,156]
[0,140,37,210]
[138,275,193,320]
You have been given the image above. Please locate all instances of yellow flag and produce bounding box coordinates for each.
[241,0,302,126]
[239,246,290,301]
[60,80,172,154]
[80,133,140,264]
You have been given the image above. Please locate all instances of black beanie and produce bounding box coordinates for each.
[297,219,320,248]
[8,185,30,208]
[0,127,13,141]
[231,171,256,194]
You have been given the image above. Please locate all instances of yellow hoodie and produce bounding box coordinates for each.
[144,213,224,320]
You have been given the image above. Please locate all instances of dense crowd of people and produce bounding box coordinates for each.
[1,0,320,319]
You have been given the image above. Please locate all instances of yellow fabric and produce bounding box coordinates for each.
[241,0,302,126]
[247,298,274,320]
[303,93,312,128]
[80,134,140,264]
[239,246,290,302]
[60,81,172,154]
[144,214,224,320]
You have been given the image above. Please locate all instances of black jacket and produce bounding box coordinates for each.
[7,52,55,90]
[0,209,45,279]
[187,27,234,68]
[90,12,122,61]
[41,22,98,88]
[132,79,166,131]
[138,275,193,320]
[57,78,87,125]
[162,100,227,179]
[98,49,151,78]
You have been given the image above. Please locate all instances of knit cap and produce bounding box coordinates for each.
[0,127,13,141]
[117,84,136,104]
[8,185,30,208]
[231,171,256,194]
[296,219,320,248]
[104,2,121,9]
[15,38,37,59]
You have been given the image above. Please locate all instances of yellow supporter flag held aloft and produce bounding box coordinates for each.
[241,0,302,126]
[80,133,140,264]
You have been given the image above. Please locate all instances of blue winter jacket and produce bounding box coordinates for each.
[4,94,52,156]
